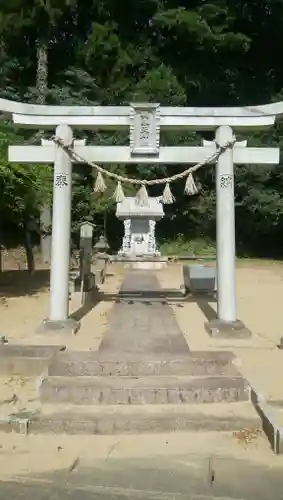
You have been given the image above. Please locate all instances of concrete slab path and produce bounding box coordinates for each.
[98,271,190,357]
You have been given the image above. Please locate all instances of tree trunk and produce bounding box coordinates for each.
[36,40,48,104]
[36,40,52,265]
[40,204,52,264]
[23,219,35,276]
[0,220,2,273]
[103,212,107,239]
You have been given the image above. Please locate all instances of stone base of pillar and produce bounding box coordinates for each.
[205,318,251,338]
[37,318,80,335]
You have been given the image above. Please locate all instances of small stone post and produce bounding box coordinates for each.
[79,221,94,285]
[93,236,109,285]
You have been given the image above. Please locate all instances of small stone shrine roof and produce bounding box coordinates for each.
[116,197,164,219]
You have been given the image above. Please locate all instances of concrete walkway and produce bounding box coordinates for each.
[98,271,190,357]
[1,452,283,499]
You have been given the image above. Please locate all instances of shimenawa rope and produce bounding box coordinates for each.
[51,136,236,206]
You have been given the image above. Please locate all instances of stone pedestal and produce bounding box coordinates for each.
[130,260,167,270]
[183,264,216,294]
[182,264,251,338]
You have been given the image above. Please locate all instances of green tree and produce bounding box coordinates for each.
[1,0,283,258]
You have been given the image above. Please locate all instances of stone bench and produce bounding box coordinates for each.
[183,264,217,294]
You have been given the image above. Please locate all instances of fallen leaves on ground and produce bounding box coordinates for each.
[233,428,262,444]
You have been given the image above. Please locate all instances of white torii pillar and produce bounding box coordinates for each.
[11,124,85,334]
[43,125,80,333]
[49,125,73,327]
[204,126,279,337]
[41,131,86,334]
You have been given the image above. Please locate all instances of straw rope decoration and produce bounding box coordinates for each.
[52,136,236,206]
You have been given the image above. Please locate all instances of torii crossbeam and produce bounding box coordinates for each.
[1,97,282,337]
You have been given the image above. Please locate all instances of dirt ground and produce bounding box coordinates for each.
[1,249,283,485]
[159,260,283,399]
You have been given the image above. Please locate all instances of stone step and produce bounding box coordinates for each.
[39,375,249,405]
[0,344,66,358]
[251,388,283,454]
[5,402,260,435]
[0,356,49,376]
[48,350,238,377]
[0,344,66,376]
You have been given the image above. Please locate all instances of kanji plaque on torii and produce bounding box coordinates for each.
[130,103,160,156]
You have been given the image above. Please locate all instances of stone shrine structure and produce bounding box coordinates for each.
[116,197,164,256]
[1,97,282,336]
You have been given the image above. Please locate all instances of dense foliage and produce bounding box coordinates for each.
[1,0,283,257]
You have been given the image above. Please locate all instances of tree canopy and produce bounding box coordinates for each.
[1,0,283,256]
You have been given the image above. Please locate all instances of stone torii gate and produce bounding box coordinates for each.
[1,98,282,336]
